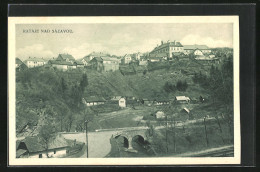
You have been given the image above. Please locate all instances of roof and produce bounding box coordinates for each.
[182,107,190,113]
[156,98,170,102]
[175,96,190,101]
[102,57,120,62]
[16,149,27,158]
[85,96,106,102]
[59,54,75,60]
[151,41,183,53]
[24,57,46,62]
[90,57,103,62]
[16,58,24,65]
[74,60,84,65]
[183,45,210,50]
[20,135,70,153]
[150,53,168,58]
[172,52,184,56]
[123,54,132,59]
[49,60,72,65]
[111,96,122,101]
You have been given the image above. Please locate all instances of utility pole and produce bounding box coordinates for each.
[203,117,209,147]
[85,120,89,158]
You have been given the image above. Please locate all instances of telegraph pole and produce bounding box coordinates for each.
[85,120,89,158]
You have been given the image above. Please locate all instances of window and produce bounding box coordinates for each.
[39,154,42,158]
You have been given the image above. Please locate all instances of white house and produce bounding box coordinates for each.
[119,97,126,108]
[123,54,132,64]
[193,49,204,56]
[16,134,71,158]
[24,57,47,68]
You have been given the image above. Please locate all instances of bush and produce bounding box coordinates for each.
[176,80,188,91]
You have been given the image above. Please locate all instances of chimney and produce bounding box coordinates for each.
[174,40,176,45]
[161,40,163,45]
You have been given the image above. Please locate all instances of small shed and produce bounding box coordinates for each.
[181,107,190,114]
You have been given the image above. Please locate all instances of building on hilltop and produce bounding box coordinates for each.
[16,58,28,71]
[149,40,184,60]
[89,56,120,72]
[122,54,132,64]
[183,45,212,55]
[48,60,73,71]
[24,57,47,68]
[82,52,110,66]
[102,57,120,72]
[56,53,76,63]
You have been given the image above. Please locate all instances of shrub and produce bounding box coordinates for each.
[176,80,188,91]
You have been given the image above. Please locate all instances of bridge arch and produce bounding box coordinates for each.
[114,135,130,148]
[132,135,145,144]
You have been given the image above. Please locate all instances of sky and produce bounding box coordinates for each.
[16,23,233,60]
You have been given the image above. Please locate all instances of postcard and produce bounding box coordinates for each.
[8,16,240,165]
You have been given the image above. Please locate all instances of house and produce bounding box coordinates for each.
[154,98,170,106]
[83,52,109,64]
[149,53,168,61]
[155,111,166,119]
[48,60,72,71]
[172,52,187,60]
[89,57,104,72]
[73,60,84,68]
[56,53,75,63]
[149,40,184,58]
[82,96,106,106]
[143,98,155,106]
[139,59,148,66]
[16,58,28,71]
[193,49,204,56]
[16,134,71,158]
[147,56,161,63]
[174,96,190,104]
[183,45,211,55]
[102,57,120,72]
[123,54,132,64]
[119,97,126,108]
[24,57,47,68]
[132,52,142,61]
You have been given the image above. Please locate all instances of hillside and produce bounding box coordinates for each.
[15,58,232,137]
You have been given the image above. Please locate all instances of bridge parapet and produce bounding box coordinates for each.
[112,129,149,150]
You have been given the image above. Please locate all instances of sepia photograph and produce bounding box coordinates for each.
[8,16,240,165]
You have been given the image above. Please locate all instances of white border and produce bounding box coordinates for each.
[8,16,240,166]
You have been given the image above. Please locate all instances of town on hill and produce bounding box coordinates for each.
[15,40,234,159]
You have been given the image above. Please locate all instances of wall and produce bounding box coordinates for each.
[28,149,67,158]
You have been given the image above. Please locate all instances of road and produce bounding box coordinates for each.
[62,130,118,158]
[61,117,216,158]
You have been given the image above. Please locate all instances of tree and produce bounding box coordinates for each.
[79,73,88,93]
[38,124,56,158]
[176,80,188,91]
[60,77,67,94]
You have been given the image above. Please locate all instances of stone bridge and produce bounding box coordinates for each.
[112,129,149,150]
